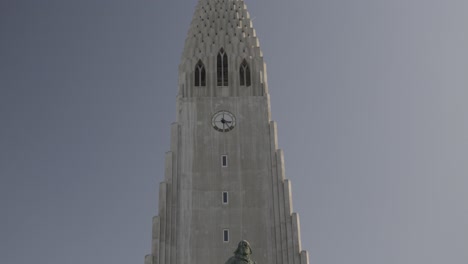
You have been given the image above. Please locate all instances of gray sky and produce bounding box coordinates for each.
[1,0,468,264]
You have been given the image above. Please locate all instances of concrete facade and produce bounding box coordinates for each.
[145,1,309,263]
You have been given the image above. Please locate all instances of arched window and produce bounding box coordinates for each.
[217,48,228,86]
[195,60,206,87]
[239,59,251,87]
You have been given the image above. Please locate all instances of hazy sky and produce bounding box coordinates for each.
[1,0,468,264]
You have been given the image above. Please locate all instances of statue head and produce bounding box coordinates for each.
[234,240,252,256]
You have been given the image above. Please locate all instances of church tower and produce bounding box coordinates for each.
[145,1,310,263]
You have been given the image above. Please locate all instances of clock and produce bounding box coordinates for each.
[212,111,236,132]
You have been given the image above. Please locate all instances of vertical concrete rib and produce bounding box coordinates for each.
[164,151,173,263]
[164,152,173,182]
[170,123,179,153]
[276,149,289,264]
[151,216,160,264]
[144,255,152,264]
[165,184,172,264]
[158,182,167,264]
[284,179,295,264]
[269,121,280,264]
[171,123,180,264]
[300,250,310,264]
[292,213,302,264]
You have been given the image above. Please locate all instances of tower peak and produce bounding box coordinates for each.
[182,0,261,60]
[178,0,267,98]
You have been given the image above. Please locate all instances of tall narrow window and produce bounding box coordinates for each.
[221,155,228,167]
[222,192,229,204]
[217,48,228,86]
[195,60,206,87]
[240,59,251,87]
[223,229,229,242]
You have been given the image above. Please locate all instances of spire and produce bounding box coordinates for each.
[178,0,268,98]
[182,0,262,60]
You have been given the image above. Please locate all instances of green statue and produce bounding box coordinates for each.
[225,240,257,264]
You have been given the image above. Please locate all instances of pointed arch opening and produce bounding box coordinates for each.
[240,59,251,87]
[217,48,228,86]
[195,60,206,87]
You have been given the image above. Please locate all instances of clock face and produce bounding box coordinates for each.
[212,111,236,132]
